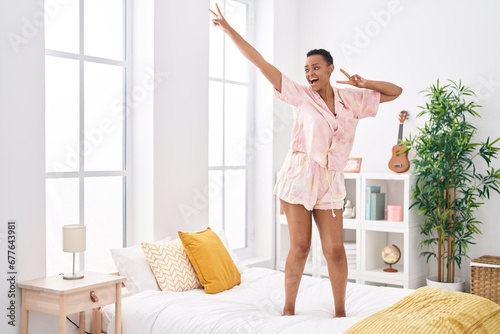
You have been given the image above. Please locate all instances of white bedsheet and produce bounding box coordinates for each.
[104,267,412,334]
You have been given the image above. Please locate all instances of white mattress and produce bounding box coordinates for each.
[104,267,413,334]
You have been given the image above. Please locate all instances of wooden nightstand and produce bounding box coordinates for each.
[18,271,126,334]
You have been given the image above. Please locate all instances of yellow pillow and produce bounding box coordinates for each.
[178,227,241,294]
[141,239,201,292]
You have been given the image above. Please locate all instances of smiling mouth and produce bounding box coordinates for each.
[310,78,319,86]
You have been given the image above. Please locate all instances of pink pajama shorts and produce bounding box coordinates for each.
[273,151,346,211]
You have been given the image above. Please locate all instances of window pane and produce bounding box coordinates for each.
[209,81,224,167]
[45,0,79,53]
[224,83,248,166]
[46,178,79,276]
[84,62,124,171]
[209,0,224,79]
[224,169,246,249]
[84,0,124,60]
[224,1,248,83]
[208,170,224,232]
[85,176,124,272]
[45,56,80,172]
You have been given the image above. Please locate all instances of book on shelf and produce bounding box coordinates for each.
[365,185,381,219]
[370,192,386,220]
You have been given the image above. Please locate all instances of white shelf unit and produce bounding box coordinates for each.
[275,172,428,289]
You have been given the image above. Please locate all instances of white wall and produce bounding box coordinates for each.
[151,0,210,239]
[273,0,500,286]
[0,0,51,332]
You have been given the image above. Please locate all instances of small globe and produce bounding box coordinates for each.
[382,245,401,272]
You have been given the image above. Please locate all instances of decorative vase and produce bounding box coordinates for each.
[426,276,465,292]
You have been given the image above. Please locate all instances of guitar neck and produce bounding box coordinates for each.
[397,123,404,145]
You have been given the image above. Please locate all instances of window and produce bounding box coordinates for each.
[45,0,130,275]
[208,0,254,250]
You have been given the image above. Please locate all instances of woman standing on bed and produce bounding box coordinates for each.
[210,4,402,318]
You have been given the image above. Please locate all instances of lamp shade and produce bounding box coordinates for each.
[62,224,86,253]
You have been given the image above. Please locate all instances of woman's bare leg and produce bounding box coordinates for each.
[280,199,312,316]
[313,208,347,317]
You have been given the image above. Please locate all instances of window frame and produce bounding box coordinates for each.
[44,0,131,275]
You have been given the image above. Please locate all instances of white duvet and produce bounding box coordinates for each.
[105,267,412,334]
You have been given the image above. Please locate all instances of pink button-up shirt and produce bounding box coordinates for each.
[275,75,380,171]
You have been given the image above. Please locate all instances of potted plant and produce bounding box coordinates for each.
[403,80,500,288]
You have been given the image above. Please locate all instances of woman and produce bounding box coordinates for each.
[210,4,402,318]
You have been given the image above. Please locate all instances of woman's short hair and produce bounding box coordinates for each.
[306,49,334,66]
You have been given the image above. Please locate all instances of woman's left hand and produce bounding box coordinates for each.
[336,69,367,88]
[209,3,230,33]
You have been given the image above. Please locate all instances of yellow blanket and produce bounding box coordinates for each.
[345,286,500,334]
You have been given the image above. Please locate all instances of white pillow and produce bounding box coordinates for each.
[110,237,170,295]
[215,230,248,273]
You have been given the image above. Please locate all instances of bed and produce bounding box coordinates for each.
[102,228,500,334]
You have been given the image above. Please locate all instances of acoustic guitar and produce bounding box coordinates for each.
[388,110,410,173]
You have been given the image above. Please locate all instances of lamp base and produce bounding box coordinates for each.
[63,272,84,280]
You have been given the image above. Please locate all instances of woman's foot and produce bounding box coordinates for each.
[334,310,346,318]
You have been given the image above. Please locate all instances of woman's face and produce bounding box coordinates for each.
[304,55,333,91]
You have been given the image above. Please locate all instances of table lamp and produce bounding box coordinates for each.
[62,224,86,280]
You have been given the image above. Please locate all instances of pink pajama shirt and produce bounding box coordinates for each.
[274,75,380,213]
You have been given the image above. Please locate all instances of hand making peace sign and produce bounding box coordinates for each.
[336,69,367,88]
[209,4,230,32]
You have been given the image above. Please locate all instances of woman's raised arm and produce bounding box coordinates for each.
[210,4,282,92]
